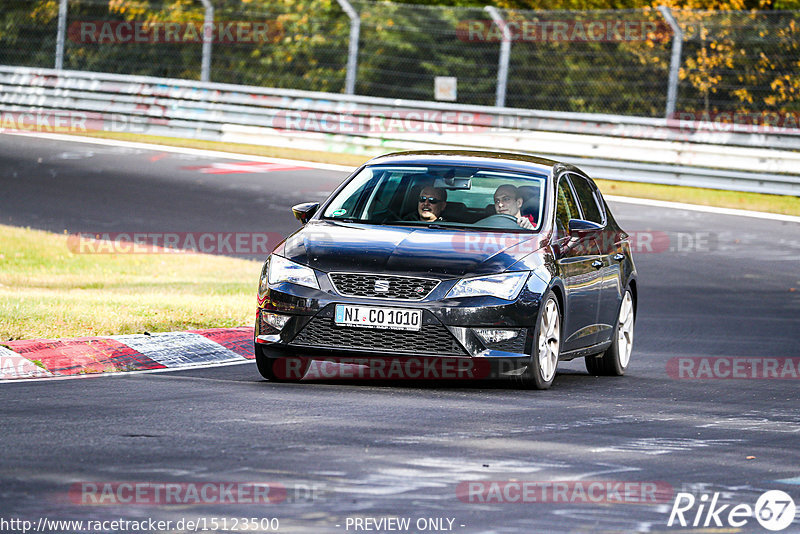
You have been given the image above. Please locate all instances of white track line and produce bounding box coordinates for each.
[6,132,798,223]
[5,131,355,172]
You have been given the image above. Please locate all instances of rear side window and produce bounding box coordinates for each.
[569,174,604,225]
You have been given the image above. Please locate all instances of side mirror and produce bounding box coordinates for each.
[292,202,319,224]
[568,218,603,236]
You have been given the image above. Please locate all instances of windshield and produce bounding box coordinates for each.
[322,164,547,232]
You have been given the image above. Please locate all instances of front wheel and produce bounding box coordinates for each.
[586,289,634,376]
[255,343,278,380]
[255,344,308,382]
[518,292,561,390]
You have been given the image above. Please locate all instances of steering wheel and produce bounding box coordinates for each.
[475,213,521,228]
[373,207,403,222]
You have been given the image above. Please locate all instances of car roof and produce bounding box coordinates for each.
[365,150,558,176]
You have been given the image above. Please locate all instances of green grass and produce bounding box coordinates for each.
[76,131,800,217]
[80,131,370,167]
[0,225,259,341]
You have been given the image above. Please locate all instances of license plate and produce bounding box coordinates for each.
[334,304,422,331]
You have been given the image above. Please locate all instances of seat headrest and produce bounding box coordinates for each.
[518,185,540,219]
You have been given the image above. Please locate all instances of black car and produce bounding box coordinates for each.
[255,151,637,389]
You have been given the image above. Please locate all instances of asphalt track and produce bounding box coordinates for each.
[1,133,800,533]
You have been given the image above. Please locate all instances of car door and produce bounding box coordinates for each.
[552,174,604,352]
[568,172,621,345]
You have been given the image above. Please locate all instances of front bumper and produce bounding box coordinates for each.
[255,272,549,360]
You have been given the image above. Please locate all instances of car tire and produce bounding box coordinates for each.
[518,291,561,390]
[585,289,634,376]
[254,344,308,382]
[255,343,278,380]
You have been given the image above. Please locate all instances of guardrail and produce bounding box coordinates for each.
[1,65,799,195]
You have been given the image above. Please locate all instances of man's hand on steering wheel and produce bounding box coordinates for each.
[516,215,534,230]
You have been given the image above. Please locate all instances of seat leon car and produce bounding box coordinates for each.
[255,151,637,389]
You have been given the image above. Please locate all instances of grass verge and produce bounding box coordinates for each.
[75,131,800,217]
[0,224,258,341]
[594,179,800,216]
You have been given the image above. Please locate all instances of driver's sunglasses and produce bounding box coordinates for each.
[418,196,442,204]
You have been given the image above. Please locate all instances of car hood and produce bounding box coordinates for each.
[280,221,542,278]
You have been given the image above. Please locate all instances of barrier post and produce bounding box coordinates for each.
[198,0,215,82]
[658,5,683,119]
[336,0,360,95]
[484,6,511,108]
[55,0,68,70]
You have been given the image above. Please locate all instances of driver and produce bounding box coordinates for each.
[494,185,534,230]
[417,186,447,222]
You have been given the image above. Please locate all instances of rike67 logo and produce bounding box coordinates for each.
[668,490,796,531]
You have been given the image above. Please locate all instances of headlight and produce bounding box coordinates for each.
[266,255,319,290]
[446,272,529,300]
[258,261,270,301]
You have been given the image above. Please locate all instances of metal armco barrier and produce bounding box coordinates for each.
[1,65,799,196]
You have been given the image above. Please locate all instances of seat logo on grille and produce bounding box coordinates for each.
[374,279,391,292]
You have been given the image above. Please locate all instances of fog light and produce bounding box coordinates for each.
[473,328,520,345]
[260,311,291,334]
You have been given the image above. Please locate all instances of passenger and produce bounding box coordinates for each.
[417,186,447,222]
[494,185,534,230]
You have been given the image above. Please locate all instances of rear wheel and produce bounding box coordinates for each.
[518,292,561,390]
[585,289,634,376]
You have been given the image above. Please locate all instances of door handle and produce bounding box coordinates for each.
[591,260,603,269]
[613,253,625,261]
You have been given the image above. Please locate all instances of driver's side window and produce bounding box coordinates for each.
[555,177,580,238]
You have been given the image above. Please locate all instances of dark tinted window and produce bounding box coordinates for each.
[569,174,603,225]
[555,178,580,238]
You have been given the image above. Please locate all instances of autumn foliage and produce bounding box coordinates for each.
[1,0,798,118]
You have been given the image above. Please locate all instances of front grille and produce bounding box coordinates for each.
[329,273,439,300]
[291,316,466,356]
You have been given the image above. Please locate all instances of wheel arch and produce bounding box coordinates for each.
[627,277,638,319]
[548,279,566,322]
